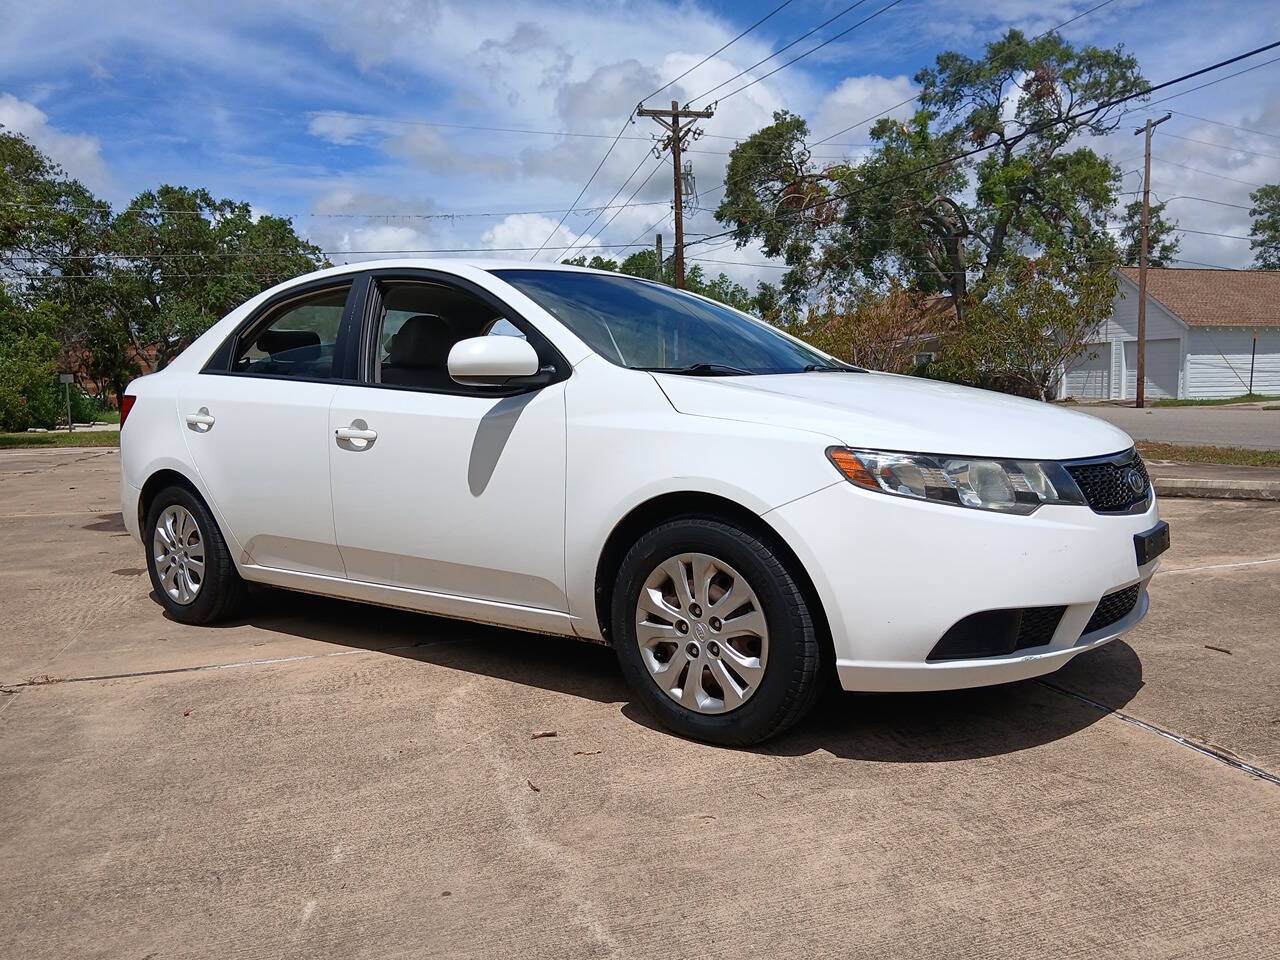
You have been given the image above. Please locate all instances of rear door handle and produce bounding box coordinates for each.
[185,407,215,432]
[335,419,377,449]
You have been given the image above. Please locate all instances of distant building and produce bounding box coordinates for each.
[1059,268,1280,401]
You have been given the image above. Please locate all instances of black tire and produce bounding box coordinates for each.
[611,516,822,746]
[144,484,247,625]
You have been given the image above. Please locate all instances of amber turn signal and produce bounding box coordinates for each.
[825,447,879,490]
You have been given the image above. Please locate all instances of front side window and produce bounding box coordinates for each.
[492,269,839,374]
[233,284,351,379]
[373,281,530,391]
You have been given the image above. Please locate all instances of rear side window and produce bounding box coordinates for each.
[232,284,352,379]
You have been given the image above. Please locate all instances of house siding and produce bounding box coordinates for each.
[1059,274,1185,399]
[1186,328,1280,398]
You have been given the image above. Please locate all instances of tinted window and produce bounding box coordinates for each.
[374,281,526,391]
[493,270,834,374]
[234,284,351,379]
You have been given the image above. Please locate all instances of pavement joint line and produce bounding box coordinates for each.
[1,639,456,689]
[1160,556,1280,575]
[1036,679,1280,788]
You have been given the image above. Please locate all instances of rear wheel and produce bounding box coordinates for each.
[145,485,247,624]
[612,517,821,746]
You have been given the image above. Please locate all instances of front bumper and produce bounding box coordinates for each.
[765,481,1162,693]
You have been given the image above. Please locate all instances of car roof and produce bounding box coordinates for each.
[290,257,636,282]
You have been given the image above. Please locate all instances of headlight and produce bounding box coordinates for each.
[826,447,1087,515]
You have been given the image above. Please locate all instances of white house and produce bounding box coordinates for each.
[1059,267,1280,401]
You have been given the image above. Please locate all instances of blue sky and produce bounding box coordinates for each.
[1,0,1278,287]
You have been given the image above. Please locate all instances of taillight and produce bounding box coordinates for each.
[119,394,137,429]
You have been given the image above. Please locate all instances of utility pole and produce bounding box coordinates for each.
[654,233,663,281]
[1133,112,1171,408]
[637,100,714,288]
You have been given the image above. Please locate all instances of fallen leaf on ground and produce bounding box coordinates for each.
[527,780,540,792]
[531,730,557,740]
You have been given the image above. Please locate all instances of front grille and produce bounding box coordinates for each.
[1083,584,1141,635]
[928,605,1067,661]
[1064,449,1151,513]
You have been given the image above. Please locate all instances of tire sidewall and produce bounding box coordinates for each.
[145,485,229,624]
[612,518,813,744]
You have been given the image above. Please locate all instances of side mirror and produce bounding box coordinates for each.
[447,336,542,386]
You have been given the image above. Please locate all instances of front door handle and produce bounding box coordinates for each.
[185,407,215,432]
[335,419,377,450]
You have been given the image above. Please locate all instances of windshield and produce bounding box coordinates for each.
[492,269,840,374]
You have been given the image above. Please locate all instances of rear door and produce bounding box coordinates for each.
[327,271,570,621]
[179,277,364,576]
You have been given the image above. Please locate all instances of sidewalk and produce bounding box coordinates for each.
[1146,460,1280,501]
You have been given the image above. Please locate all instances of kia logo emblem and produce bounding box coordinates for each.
[1124,468,1145,494]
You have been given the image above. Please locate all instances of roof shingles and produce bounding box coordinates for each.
[1119,267,1280,328]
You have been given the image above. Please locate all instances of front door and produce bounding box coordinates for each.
[179,279,359,576]
[328,275,569,619]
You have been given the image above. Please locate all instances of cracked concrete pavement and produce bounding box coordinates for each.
[2,447,1278,958]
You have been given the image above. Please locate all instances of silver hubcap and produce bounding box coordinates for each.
[152,505,204,605]
[635,552,769,715]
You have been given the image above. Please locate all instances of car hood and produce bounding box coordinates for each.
[653,370,1134,460]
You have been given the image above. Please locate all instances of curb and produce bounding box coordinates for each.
[1153,478,1280,501]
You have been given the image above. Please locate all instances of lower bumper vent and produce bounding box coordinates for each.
[1083,584,1141,635]
[928,605,1067,662]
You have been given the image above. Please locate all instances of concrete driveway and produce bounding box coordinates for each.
[1078,403,1279,450]
[2,447,1278,959]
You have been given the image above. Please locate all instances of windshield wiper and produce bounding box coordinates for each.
[643,362,754,376]
[802,362,863,372]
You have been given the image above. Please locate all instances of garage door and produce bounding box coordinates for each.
[1063,343,1110,399]
[1124,338,1180,399]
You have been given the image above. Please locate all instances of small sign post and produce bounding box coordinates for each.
[59,373,74,432]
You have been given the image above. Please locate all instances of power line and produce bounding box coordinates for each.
[570,161,667,259]
[809,0,1120,147]
[6,241,664,262]
[1123,53,1280,112]
[533,2,792,261]
[678,45,1280,262]
[1150,156,1263,188]
[1157,130,1280,162]
[1170,110,1280,142]
[528,115,635,260]
[643,0,798,102]
[1155,194,1253,211]
[561,155,663,260]
[1173,227,1252,241]
[684,0,876,106]
[691,0,907,107]
[0,197,676,221]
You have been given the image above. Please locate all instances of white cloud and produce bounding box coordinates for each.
[481,213,582,257]
[812,75,918,147]
[0,92,110,191]
[307,114,374,146]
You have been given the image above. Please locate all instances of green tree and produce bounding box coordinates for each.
[110,185,328,369]
[717,30,1144,323]
[1119,197,1179,266]
[564,249,756,312]
[1248,184,1280,269]
[0,288,62,430]
[932,249,1119,400]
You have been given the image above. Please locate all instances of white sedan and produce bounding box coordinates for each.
[119,260,1168,745]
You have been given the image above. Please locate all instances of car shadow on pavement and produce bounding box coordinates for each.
[207,587,1144,763]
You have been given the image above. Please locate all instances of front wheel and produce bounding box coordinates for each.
[145,485,247,624]
[611,517,822,746]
